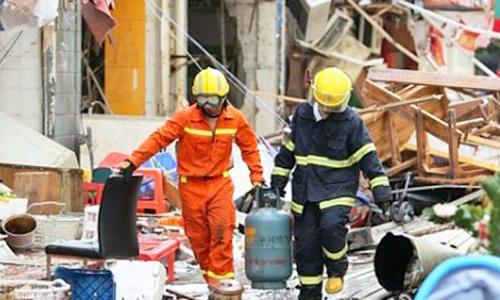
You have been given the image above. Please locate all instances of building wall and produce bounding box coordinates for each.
[0,28,43,132]
[225,0,278,136]
[53,2,82,154]
[79,114,166,169]
[0,4,81,156]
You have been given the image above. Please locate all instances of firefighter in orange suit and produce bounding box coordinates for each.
[117,68,264,288]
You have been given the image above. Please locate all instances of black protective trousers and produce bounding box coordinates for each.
[294,201,350,299]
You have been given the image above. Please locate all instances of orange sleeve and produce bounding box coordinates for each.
[235,113,264,183]
[128,112,185,168]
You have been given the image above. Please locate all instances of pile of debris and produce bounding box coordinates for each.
[361,67,499,185]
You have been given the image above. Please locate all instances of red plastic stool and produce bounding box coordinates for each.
[136,168,168,214]
[83,182,105,205]
[138,235,180,283]
[98,152,128,168]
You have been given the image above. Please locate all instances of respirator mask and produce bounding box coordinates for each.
[196,95,225,118]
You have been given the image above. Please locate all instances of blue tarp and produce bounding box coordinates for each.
[138,151,178,197]
[415,255,500,300]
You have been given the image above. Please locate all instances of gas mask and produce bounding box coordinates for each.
[196,95,225,118]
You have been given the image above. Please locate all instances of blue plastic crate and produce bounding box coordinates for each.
[55,267,115,300]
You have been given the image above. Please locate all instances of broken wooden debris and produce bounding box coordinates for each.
[368,68,500,91]
[347,0,421,64]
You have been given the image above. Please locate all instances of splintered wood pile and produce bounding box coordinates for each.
[361,68,500,185]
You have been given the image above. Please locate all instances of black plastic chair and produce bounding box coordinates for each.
[45,174,143,278]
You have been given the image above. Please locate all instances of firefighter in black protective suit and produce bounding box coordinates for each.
[271,67,391,299]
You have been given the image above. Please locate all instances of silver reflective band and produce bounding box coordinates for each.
[299,275,323,285]
[322,244,348,261]
[370,176,390,188]
[272,167,291,177]
[295,143,376,169]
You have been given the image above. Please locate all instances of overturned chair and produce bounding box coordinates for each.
[45,174,143,278]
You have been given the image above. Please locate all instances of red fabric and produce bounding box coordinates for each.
[430,26,445,66]
[129,105,264,183]
[457,29,480,51]
[494,19,500,33]
[179,176,235,281]
[98,152,128,168]
[81,0,117,45]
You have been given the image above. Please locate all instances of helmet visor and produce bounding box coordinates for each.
[309,92,349,113]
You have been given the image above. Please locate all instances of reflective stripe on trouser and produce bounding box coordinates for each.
[201,269,235,280]
[293,197,354,216]
[320,204,349,277]
[294,202,349,299]
[179,176,235,283]
[294,202,324,299]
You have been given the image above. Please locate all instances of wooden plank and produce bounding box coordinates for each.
[387,157,418,176]
[0,164,83,212]
[466,134,500,149]
[252,90,305,104]
[358,94,441,115]
[13,172,61,214]
[415,109,427,176]
[421,109,462,142]
[60,170,84,213]
[363,80,415,120]
[449,97,484,119]
[386,112,402,165]
[368,68,500,91]
[456,118,485,129]
[363,111,414,162]
[415,175,488,185]
[450,189,484,206]
[355,67,369,107]
[405,143,499,172]
[447,110,460,178]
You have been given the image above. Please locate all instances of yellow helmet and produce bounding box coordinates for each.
[311,67,352,109]
[192,67,230,97]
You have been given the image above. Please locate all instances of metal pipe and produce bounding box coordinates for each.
[220,0,227,66]
[391,184,481,195]
[278,0,287,120]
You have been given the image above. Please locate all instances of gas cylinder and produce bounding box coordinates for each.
[244,188,292,289]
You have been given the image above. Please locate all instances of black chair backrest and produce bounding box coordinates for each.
[98,174,142,258]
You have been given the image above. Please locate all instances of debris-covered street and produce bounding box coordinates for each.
[1,0,499,299]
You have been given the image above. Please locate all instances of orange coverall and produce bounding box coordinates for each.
[128,104,263,281]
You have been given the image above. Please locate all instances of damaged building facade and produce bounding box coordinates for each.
[0,0,500,299]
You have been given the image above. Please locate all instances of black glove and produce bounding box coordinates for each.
[115,159,136,181]
[373,185,391,212]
